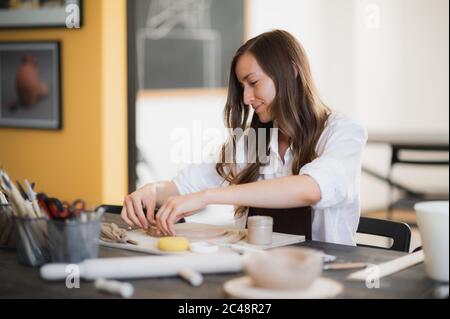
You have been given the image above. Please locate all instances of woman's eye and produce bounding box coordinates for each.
[250,81,258,86]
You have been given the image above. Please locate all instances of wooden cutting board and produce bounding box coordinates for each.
[99,222,305,255]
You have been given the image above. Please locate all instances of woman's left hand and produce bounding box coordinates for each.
[156,191,209,236]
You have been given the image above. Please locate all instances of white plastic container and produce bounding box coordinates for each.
[414,201,449,282]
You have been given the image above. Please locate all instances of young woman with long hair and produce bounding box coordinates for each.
[121,30,367,245]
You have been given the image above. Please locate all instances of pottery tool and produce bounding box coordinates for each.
[40,252,243,281]
[177,268,204,287]
[215,242,265,255]
[208,229,246,245]
[146,223,227,239]
[94,278,134,298]
[0,191,8,204]
[1,170,27,217]
[101,223,138,245]
[347,250,425,281]
[324,262,368,270]
[0,169,42,218]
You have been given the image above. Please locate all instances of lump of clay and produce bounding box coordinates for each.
[147,224,164,237]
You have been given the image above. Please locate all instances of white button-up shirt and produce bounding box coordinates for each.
[173,112,368,245]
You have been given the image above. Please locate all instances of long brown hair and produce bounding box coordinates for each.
[216,30,330,217]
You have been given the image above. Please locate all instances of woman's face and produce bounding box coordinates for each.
[235,52,276,123]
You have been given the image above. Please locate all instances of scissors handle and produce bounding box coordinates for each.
[36,193,88,220]
[69,199,86,216]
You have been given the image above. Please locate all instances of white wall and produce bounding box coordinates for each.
[354,0,449,133]
[136,93,227,184]
[247,0,449,132]
[246,0,449,210]
[137,93,237,226]
[247,0,358,116]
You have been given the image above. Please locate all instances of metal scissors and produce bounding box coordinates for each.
[37,193,85,220]
[63,198,86,217]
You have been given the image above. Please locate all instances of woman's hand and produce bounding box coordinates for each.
[156,191,209,236]
[121,183,157,229]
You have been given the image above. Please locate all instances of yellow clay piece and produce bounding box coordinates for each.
[157,237,190,252]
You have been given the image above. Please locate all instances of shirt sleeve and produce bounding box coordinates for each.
[299,117,368,210]
[172,161,226,195]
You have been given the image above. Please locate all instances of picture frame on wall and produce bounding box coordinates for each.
[0,41,62,130]
[135,0,245,90]
[0,0,82,29]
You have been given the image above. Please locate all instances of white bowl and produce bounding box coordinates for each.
[243,247,323,290]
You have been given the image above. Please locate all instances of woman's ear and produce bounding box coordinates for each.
[291,62,299,79]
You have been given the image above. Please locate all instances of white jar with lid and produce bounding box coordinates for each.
[247,216,273,245]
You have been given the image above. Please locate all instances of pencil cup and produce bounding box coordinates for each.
[13,216,49,267]
[0,204,16,249]
[48,216,101,263]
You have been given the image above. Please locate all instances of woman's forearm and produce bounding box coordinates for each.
[154,181,180,207]
[203,175,321,208]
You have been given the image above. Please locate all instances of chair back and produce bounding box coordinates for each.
[247,206,312,239]
[356,217,412,252]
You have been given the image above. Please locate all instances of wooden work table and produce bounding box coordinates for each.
[0,214,444,299]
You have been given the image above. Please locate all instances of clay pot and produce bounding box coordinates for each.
[244,247,323,290]
[16,54,48,107]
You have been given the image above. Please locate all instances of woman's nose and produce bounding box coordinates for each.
[243,87,254,106]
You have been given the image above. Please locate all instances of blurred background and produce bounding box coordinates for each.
[0,0,448,249]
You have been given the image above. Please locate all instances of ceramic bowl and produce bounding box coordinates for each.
[243,247,323,290]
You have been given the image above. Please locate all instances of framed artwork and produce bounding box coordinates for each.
[0,41,62,130]
[0,0,82,28]
[135,0,245,90]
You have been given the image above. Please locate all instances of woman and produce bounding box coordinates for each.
[121,30,367,245]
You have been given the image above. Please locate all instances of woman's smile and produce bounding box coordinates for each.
[252,103,264,113]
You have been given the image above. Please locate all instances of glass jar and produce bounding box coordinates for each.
[13,216,49,267]
[0,204,16,249]
[247,216,273,245]
[48,216,101,263]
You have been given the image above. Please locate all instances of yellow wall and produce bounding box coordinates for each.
[0,0,128,208]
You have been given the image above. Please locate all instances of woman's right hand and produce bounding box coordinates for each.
[121,183,157,229]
